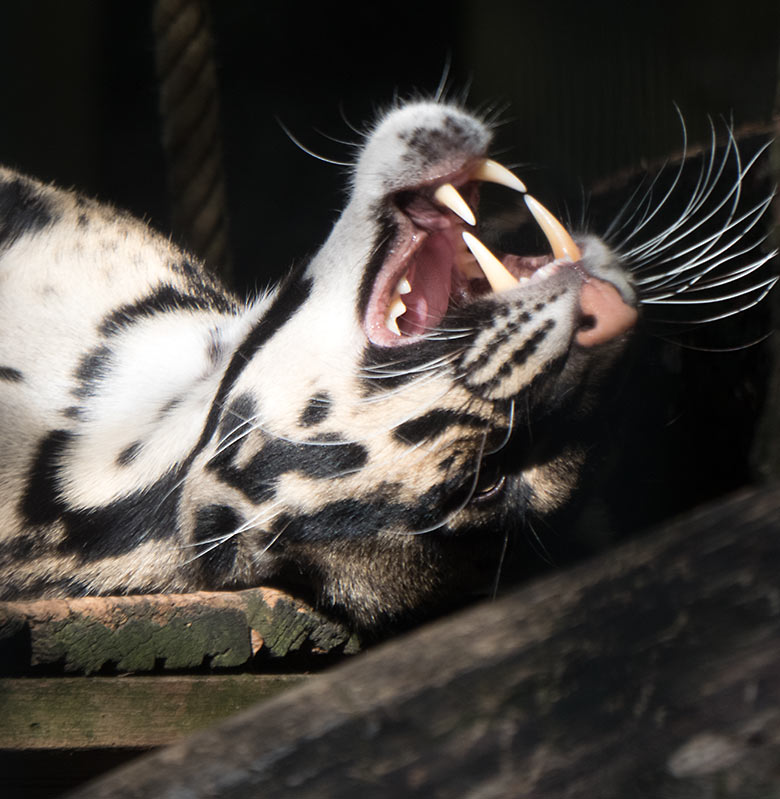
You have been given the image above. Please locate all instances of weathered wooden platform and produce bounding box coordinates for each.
[0,584,359,796]
[0,585,358,676]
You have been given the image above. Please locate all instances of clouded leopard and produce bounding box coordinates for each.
[0,101,773,630]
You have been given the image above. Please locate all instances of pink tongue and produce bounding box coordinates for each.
[399,235,453,336]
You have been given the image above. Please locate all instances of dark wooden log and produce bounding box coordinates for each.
[61,483,780,799]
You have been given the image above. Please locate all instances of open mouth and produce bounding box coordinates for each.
[363,159,584,347]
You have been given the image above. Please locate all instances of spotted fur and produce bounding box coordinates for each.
[0,101,773,629]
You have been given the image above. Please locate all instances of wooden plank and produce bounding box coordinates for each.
[0,587,359,674]
[0,674,306,749]
[61,485,780,799]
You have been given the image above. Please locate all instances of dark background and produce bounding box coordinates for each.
[0,0,778,542]
[0,1,777,284]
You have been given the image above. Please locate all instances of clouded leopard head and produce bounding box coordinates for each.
[193,102,649,629]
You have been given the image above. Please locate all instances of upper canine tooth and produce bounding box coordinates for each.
[472,159,527,193]
[461,231,519,293]
[433,183,476,226]
[524,195,582,262]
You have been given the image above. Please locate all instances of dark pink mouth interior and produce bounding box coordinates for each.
[362,180,555,347]
[397,231,456,336]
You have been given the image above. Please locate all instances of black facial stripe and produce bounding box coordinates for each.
[359,335,455,396]
[508,321,555,369]
[356,210,395,320]
[0,175,54,251]
[393,409,487,446]
[208,435,369,505]
[0,366,23,382]
[299,392,332,427]
[272,495,405,542]
[20,430,71,526]
[189,275,312,463]
[464,320,556,390]
[274,470,471,544]
[192,504,242,583]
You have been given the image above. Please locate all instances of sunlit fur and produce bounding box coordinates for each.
[0,101,773,630]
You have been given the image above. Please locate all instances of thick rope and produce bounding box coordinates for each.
[152,0,232,283]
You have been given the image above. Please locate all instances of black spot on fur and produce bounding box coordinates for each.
[192,505,242,581]
[73,345,112,399]
[400,116,481,164]
[394,409,487,445]
[217,393,257,442]
[0,175,54,251]
[116,442,142,466]
[158,395,184,418]
[20,430,72,525]
[62,405,82,420]
[0,366,23,382]
[299,392,331,427]
[207,333,224,365]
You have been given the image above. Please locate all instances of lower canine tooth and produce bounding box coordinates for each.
[524,195,582,262]
[461,231,519,293]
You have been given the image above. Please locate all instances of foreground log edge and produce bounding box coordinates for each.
[62,484,780,799]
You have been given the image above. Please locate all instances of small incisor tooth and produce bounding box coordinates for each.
[472,159,527,193]
[524,195,582,262]
[461,231,519,293]
[396,274,412,295]
[433,183,476,226]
